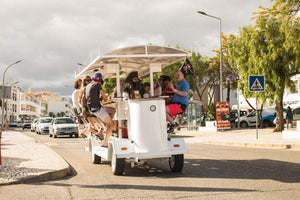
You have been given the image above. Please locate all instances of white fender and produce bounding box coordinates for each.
[110,139,135,156]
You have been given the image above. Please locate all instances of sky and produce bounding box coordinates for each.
[0,0,273,97]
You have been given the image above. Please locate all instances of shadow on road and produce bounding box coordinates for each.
[120,158,300,183]
[38,182,257,193]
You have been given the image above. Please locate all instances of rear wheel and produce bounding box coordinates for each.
[263,120,271,128]
[169,154,184,172]
[240,121,248,128]
[92,153,101,164]
[111,153,125,175]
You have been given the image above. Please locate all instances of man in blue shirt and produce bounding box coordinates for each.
[166,70,190,134]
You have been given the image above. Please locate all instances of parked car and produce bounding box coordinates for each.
[31,118,38,132]
[292,107,300,127]
[262,109,287,128]
[22,120,32,130]
[9,122,17,127]
[293,107,300,120]
[16,121,23,128]
[36,117,53,134]
[49,117,79,138]
[236,109,275,128]
[230,109,249,126]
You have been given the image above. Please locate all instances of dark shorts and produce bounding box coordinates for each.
[168,103,186,118]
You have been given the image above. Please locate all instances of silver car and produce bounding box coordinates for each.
[49,117,78,138]
[36,117,53,134]
[292,107,300,127]
[31,118,38,132]
[236,109,275,128]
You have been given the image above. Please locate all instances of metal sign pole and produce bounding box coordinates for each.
[256,91,258,140]
[249,75,265,140]
[0,60,21,170]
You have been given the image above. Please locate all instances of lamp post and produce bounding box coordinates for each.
[198,11,223,102]
[0,60,22,138]
[76,63,86,77]
[0,60,21,170]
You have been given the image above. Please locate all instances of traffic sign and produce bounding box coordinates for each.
[248,75,265,92]
[0,86,12,99]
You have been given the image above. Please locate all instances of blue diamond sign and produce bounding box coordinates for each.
[248,75,265,92]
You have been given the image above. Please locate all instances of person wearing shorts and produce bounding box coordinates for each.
[166,70,189,133]
[82,72,114,147]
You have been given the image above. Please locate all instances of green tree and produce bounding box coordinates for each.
[103,77,117,95]
[49,112,55,118]
[207,102,216,120]
[162,51,218,105]
[221,34,240,102]
[228,0,300,131]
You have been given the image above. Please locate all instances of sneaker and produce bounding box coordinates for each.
[167,122,178,134]
[95,134,104,140]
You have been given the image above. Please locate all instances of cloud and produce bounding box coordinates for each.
[0,0,273,96]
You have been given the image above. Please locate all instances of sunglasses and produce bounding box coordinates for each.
[85,79,91,82]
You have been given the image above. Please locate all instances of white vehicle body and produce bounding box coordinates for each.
[31,118,38,132]
[76,45,190,175]
[36,117,53,134]
[49,117,79,138]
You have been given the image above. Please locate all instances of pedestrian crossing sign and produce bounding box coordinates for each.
[248,75,265,92]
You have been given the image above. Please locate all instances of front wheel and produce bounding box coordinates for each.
[111,153,125,175]
[169,154,184,172]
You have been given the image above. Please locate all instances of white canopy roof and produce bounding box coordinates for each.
[75,45,190,79]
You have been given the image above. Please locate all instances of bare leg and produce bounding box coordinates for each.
[105,106,117,131]
[102,117,114,147]
[105,106,116,119]
[166,106,175,125]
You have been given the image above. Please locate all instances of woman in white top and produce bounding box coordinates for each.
[153,79,162,97]
[72,79,82,114]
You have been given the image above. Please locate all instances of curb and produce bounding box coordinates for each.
[0,165,71,186]
[0,130,72,186]
[203,141,300,150]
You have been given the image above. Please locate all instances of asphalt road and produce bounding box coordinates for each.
[0,130,300,200]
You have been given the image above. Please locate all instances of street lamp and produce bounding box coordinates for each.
[77,63,85,67]
[6,81,20,86]
[0,60,21,170]
[76,63,86,77]
[198,11,223,102]
[0,60,22,138]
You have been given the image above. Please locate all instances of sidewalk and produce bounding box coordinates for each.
[177,127,300,150]
[1,128,300,186]
[0,130,71,185]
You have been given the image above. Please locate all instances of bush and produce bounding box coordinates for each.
[207,103,216,120]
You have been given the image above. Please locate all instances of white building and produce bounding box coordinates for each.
[6,86,21,123]
[4,87,48,123]
[48,98,70,116]
[19,92,47,120]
